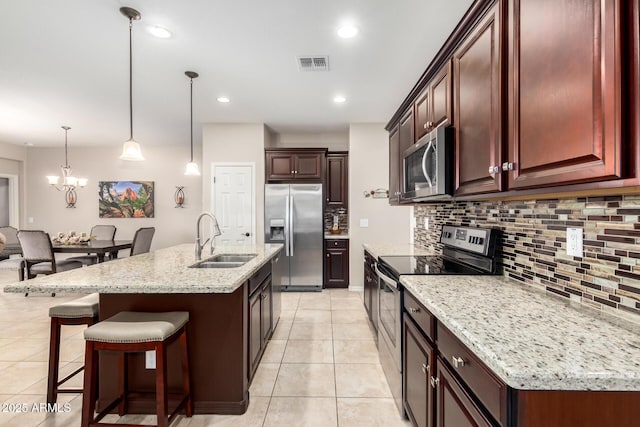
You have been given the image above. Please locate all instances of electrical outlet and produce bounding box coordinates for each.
[424,218,429,230]
[566,228,583,258]
[359,218,369,228]
[145,350,156,369]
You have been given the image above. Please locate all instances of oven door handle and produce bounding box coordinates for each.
[376,264,399,290]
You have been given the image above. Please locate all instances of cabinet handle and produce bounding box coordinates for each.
[430,376,439,388]
[502,162,515,171]
[326,253,330,257]
[452,356,465,368]
[326,198,329,201]
[488,165,500,175]
[334,241,338,246]
[421,363,430,375]
[423,123,427,129]
[408,307,420,314]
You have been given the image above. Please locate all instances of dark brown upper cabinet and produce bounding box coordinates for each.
[265,149,326,182]
[389,125,401,205]
[506,0,622,189]
[453,2,503,196]
[399,108,415,155]
[326,153,348,208]
[415,61,453,141]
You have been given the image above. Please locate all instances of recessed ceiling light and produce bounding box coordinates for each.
[147,26,172,39]
[337,25,358,39]
[333,96,346,103]
[217,97,230,103]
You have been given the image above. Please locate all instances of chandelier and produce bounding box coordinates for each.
[46,126,87,208]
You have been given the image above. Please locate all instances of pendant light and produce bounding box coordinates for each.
[119,7,144,161]
[184,71,201,176]
[46,126,88,208]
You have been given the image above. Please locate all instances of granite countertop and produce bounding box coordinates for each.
[363,243,434,258]
[400,275,640,391]
[3,243,283,295]
[324,232,349,239]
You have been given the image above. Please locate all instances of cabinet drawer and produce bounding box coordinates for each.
[437,323,506,425]
[404,291,435,343]
[326,239,348,249]
[249,263,271,296]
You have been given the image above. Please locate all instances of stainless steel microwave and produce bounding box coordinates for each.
[402,124,453,201]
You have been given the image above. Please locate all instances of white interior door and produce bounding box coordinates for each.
[212,164,255,245]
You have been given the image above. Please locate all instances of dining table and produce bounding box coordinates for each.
[0,240,133,281]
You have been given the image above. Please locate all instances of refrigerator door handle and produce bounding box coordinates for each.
[289,195,294,256]
[284,195,290,256]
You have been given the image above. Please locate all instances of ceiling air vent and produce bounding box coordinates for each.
[297,56,330,72]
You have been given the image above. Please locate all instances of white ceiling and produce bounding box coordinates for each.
[0,0,473,148]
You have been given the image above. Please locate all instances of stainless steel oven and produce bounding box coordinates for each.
[402,123,453,201]
[376,262,402,413]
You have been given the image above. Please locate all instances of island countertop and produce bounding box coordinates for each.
[3,243,283,294]
[400,274,640,391]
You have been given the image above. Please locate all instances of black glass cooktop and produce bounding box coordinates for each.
[378,255,487,279]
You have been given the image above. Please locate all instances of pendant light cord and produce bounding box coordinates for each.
[129,18,134,141]
[190,77,194,162]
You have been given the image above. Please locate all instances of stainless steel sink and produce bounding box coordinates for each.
[191,261,244,268]
[189,254,257,269]
[209,254,257,263]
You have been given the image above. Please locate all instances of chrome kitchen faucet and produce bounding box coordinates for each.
[195,212,222,260]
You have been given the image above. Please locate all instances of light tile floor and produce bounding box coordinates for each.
[0,270,410,426]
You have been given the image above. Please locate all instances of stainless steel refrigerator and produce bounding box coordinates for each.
[265,183,323,291]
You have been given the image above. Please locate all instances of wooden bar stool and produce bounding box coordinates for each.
[81,311,192,427]
[47,293,100,405]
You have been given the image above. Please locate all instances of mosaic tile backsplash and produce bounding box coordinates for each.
[413,195,640,319]
[324,207,349,234]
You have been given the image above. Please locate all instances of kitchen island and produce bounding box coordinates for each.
[4,243,283,415]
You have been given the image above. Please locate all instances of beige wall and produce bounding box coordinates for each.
[271,130,348,151]
[0,142,28,228]
[348,123,411,288]
[202,123,266,244]
[24,145,202,250]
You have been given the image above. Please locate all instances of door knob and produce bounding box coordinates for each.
[244,232,250,237]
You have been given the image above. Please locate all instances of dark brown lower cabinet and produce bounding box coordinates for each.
[324,239,349,288]
[248,275,273,381]
[363,250,378,331]
[403,316,435,427]
[437,360,493,427]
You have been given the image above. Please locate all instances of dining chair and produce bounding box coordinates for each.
[68,225,117,266]
[17,230,84,280]
[130,227,155,256]
[0,226,25,281]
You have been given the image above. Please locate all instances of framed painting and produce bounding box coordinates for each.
[98,181,154,218]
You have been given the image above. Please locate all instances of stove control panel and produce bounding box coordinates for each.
[440,225,497,257]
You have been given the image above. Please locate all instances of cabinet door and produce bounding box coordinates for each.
[399,108,415,156]
[437,360,493,427]
[261,281,272,343]
[507,0,621,188]
[453,3,503,196]
[389,126,401,205]
[415,88,430,140]
[324,240,349,288]
[326,154,348,208]
[431,61,453,129]
[364,262,373,320]
[249,290,262,378]
[266,152,295,181]
[403,317,435,427]
[294,153,323,180]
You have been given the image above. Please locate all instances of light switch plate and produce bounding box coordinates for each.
[566,228,583,258]
[359,219,369,228]
[145,350,156,369]
[28,217,34,224]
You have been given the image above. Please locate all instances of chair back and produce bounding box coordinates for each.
[0,226,19,245]
[90,225,117,240]
[131,227,155,256]
[17,230,54,262]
